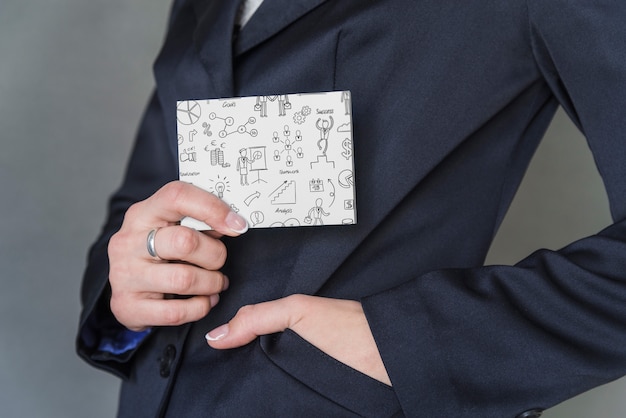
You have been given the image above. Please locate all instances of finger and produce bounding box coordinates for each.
[147,225,228,270]
[204,230,224,239]
[128,262,229,296]
[205,296,305,349]
[133,181,248,236]
[112,294,219,331]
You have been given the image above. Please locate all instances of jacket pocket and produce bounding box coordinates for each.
[260,329,402,417]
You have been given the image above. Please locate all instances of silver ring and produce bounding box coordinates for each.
[147,228,161,259]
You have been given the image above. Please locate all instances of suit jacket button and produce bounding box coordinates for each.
[516,409,543,418]
[158,344,177,378]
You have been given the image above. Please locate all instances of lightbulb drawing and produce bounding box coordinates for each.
[215,182,225,198]
[209,175,230,199]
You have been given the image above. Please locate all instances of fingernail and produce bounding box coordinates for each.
[205,324,229,342]
[225,211,248,234]
[209,293,220,308]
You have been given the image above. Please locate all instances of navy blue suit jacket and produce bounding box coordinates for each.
[78,1,626,417]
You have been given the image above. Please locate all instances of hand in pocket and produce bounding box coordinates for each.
[205,294,391,386]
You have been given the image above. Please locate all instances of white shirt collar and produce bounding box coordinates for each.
[237,0,265,28]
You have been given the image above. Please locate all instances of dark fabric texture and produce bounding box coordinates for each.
[77,0,626,417]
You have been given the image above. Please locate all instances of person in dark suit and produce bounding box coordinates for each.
[77,1,626,417]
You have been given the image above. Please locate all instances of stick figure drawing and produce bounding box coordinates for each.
[316,116,334,156]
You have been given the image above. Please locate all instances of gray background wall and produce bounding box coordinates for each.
[0,1,624,416]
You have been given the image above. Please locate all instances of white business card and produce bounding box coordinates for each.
[177,91,356,229]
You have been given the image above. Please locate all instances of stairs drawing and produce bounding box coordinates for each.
[270,181,297,204]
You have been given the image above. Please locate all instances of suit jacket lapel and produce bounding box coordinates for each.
[234,0,329,56]
[190,0,241,98]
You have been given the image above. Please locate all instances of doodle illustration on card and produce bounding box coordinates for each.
[177,91,356,229]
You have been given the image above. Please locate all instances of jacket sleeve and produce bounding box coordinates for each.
[362,1,626,417]
[75,0,188,379]
[76,91,178,378]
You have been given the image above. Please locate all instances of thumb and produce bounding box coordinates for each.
[205,297,302,349]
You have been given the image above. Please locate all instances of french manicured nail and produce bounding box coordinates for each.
[226,211,248,234]
[205,324,229,342]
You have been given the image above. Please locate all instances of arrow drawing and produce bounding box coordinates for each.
[244,191,261,206]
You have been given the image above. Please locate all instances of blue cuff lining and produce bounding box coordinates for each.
[96,328,152,355]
